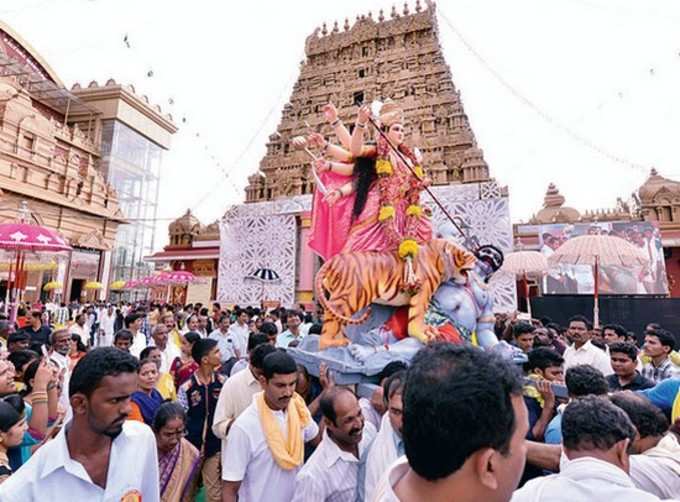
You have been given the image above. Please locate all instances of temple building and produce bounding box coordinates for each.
[216,2,516,310]
[245,0,489,203]
[515,168,680,297]
[145,209,220,305]
[0,21,176,303]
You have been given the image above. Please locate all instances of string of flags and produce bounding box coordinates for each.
[438,7,671,175]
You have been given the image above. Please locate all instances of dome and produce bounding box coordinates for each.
[169,209,200,234]
[638,168,680,203]
[532,183,580,224]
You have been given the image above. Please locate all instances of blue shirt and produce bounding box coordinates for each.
[637,377,680,415]
[276,329,304,348]
[544,413,562,445]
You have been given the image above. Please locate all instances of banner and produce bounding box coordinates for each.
[537,221,668,295]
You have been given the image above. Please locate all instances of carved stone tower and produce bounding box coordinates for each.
[244,1,491,203]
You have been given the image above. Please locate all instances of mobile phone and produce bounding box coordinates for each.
[523,377,569,399]
[40,344,49,359]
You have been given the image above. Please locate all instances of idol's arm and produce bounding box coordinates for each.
[323,103,352,150]
[476,306,499,349]
[350,105,371,157]
[326,161,354,176]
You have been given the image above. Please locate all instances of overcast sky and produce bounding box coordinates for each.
[1,0,679,251]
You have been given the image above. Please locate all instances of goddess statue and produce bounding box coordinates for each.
[305,101,431,267]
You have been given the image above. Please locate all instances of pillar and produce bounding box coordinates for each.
[297,212,315,309]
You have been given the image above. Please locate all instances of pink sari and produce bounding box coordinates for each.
[308,171,355,261]
[308,149,431,260]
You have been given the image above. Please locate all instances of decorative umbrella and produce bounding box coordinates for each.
[245,267,281,304]
[84,281,104,290]
[0,261,57,271]
[124,279,141,289]
[42,281,63,291]
[139,276,157,288]
[548,235,648,327]
[0,202,72,321]
[165,270,197,284]
[110,280,126,291]
[245,268,281,284]
[501,250,548,318]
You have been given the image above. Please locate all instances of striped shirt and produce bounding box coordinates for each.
[641,358,680,384]
[292,423,376,502]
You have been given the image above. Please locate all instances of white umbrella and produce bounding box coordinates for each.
[501,251,549,318]
[548,235,648,327]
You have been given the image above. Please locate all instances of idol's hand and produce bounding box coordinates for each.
[291,136,308,149]
[324,189,342,206]
[323,103,338,123]
[307,132,326,149]
[314,158,330,172]
[357,104,371,125]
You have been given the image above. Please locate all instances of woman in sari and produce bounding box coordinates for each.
[0,396,27,484]
[153,402,200,502]
[169,331,200,389]
[67,334,87,371]
[129,358,163,426]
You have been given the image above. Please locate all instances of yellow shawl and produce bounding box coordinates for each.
[256,391,311,470]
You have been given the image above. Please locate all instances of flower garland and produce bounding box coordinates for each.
[375,136,426,257]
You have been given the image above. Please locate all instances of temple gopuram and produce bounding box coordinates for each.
[216,1,515,310]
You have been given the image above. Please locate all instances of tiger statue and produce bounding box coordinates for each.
[315,238,477,349]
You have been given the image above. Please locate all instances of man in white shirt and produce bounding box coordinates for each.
[562,315,613,376]
[150,323,180,373]
[221,351,319,502]
[512,396,665,501]
[48,328,73,412]
[293,387,376,502]
[209,315,239,363]
[609,392,680,499]
[212,341,274,440]
[374,344,529,502]
[0,347,159,501]
[364,371,406,502]
[126,313,147,359]
[69,313,89,347]
[227,309,249,357]
[98,305,116,347]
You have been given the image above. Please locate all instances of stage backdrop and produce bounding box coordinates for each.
[533,221,668,295]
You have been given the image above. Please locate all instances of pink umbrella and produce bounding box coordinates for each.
[140,276,157,288]
[124,279,141,289]
[0,202,72,321]
[166,271,196,284]
[0,223,71,252]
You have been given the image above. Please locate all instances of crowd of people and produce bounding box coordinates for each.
[0,299,676,501]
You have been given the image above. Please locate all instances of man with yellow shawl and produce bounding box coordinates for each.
[221,351,320,502]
